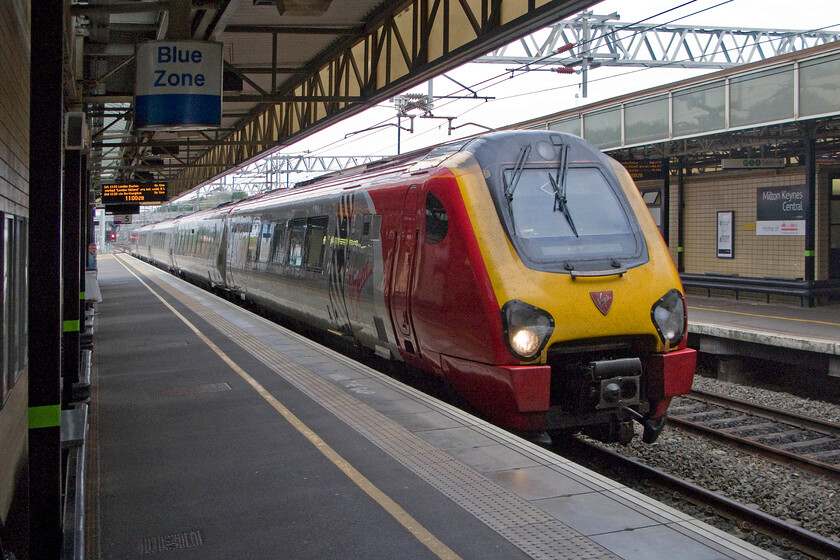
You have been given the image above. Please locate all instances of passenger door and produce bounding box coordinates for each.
[389,186,421,355]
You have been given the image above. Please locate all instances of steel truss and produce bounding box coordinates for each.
[476,12,840,95]
[172,0,594,194]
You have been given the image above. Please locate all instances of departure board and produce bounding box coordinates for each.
[620,159,666,182]
[102,182,168,204]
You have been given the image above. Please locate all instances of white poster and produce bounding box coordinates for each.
[717,211,733,258]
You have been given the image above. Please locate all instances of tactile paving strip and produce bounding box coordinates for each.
[129,258,620,560]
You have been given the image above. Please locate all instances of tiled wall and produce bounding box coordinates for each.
[679,168,809,279]
[0,0,29,217]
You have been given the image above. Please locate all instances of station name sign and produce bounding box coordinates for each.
[102,182,168,204]
[722,158,786,169]
[755,185,807,236]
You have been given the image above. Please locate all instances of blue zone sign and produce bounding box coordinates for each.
[135,41,222,129]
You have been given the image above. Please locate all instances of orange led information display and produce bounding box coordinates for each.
[102,182,168,204]
[620,159,665,182]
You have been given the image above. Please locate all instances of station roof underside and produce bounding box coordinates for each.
[72,0,596,202]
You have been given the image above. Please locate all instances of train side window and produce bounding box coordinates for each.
[198,227,206,257]
[258,222,274,263]
[360,214,381,242]
[425,193,448,244]
[304,216,328,270]
[247,218,262,262]
[269,222,287,264]
[370,215,381,240]
[288,218,306,267]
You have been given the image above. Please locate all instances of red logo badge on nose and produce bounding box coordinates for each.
[590,291,613,315]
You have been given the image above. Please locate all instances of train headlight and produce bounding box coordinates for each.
[502,300,555,361]
[651,289,687,345]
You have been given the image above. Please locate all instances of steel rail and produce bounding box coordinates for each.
[555,438,840,560]
[667,391,840,481]
[689,389,840,437]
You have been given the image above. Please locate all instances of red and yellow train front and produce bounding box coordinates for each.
[408,132,695,443]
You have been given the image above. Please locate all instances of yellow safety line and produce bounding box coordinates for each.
[113,256,462,560]
[689,305,840,328]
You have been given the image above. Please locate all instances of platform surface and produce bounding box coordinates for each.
[686,294,840,355]
[87,254,779,560]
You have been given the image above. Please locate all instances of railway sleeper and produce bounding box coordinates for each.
[776,436,837,451]
[665,402,705,415]
[705,415,759,429]
[721,421,778,435]
[751,429,808,444]
[673,410,733,422]
[809,447,840,460]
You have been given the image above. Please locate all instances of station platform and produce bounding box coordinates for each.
[87,253,779,560]
[685,294,840,377]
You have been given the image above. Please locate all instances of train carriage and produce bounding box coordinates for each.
[132,130,696,443]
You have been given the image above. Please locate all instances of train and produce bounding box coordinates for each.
[131,130,696,444]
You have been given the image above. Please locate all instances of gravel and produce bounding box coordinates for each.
[593,372,840,560]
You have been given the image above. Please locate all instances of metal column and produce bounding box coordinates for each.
[28,3,65,557]
[677,157,686,273]
[805,137,817,285]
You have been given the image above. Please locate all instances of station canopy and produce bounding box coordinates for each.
[70,0,596,203]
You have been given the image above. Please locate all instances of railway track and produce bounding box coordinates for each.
[553,437,840,560]
[667,389,840,481]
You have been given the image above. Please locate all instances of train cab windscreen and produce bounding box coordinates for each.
[499,165,648,272]
[508,166,637,252]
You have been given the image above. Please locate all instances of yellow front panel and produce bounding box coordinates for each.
[449,153,682,361]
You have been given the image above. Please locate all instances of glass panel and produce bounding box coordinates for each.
[247,219,261,262]
[305,217,328,269]
[832,178,840,197]
[730,66,794,127]
[625,95,669,143]
[5,216,16,392]
[831,201,840,224]
[832,225,840,249]
[642,191,661,205]
[17,218,27,375]
[507,167,638,261]
[269,223,287,264]
[800,53,840,117]
[583,108,621,149]
[288,219,306,267]
[548,117,581,137]
[258,222,274,263]
[2,216,8,404]
[648,207,662,227]
[425,194,448,244]
[673,81,725,136]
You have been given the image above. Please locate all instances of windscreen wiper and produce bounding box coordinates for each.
[548,144,578,237]
[504,144,531,201]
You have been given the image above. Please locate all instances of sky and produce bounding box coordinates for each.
[180,0,840,198]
